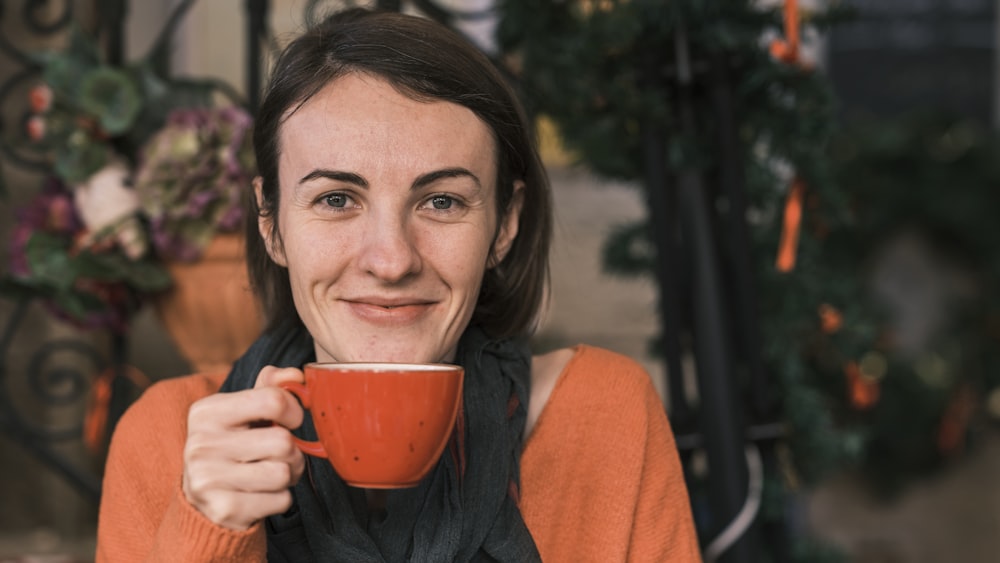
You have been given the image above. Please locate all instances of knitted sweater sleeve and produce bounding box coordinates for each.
[519,346,702,562]
[95,373,267,562]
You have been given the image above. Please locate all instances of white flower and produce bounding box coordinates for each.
[111,215,149,260]
[73,156,150,258]
[73,157,140,233]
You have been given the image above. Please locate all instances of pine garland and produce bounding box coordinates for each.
[501,0,1000,528]
[502,3,1000,561]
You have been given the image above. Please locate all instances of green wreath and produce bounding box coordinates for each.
[797,114,1000,494]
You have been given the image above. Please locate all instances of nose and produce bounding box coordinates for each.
[357,210,422,283]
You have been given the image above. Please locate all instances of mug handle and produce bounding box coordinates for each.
[277,380,329,458]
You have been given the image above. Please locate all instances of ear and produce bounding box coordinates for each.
[255,176,287,267]
[489,180,525,268]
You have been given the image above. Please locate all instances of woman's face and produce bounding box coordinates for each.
[262,73,521,363]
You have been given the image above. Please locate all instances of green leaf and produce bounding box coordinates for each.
[77,249,172,292]
[54,132,107,183]
[36,25,102,100]
[24,233,77,291]
[50,288,97,320]
[66,23,103,65]
[42,53,94,101]
[69,251,121,281]
[79,66,143,135]
[123,71,227,153]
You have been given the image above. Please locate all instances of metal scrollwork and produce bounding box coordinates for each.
[0,0,104,501]
[0,1,76,172]
[0,301,104,500]
[24,338,106,440]
[0,67,50,172]
[0,0,74,61]
[21,0,75,35]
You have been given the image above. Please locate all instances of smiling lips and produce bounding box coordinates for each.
[344,298,436,326]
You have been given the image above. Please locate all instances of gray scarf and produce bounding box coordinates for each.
[220,320,542,562]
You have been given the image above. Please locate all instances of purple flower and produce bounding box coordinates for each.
[8,178,82,276]
[5,176,151,334]
[134,106,256,262]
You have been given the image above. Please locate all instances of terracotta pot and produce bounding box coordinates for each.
[154,233,264,374]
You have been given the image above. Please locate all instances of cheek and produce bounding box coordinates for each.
[424,228,494,294]
[280,223,347,285]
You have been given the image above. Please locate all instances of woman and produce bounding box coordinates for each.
[96,8,701,562]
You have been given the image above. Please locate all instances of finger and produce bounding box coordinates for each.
[185,458,299,495]
[186,424,302,466]
[188,386,303,432]
[183,486,295,530]
[289,443,306,483]
[254,366,307,431]
[255,365,305,389]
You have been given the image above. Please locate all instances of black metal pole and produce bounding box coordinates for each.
[105,333,131,446]
[709,47,784,561]
[642,127,694,426]
[672,25,754,563]
[100,0,126,65]
[707,52,774,420]
[246,0,268,113]
[640,46,693,429]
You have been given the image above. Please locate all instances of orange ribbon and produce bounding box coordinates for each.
[769,0,801,66]
[818,303,843,334]
[84,365,151,453]
[937,384,976,456]
[844,361,880,410]
[776,177,805,272]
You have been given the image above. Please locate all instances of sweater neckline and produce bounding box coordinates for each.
[522,344,586,454]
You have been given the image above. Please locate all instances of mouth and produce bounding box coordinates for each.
[347,297,435,308]
[343,297,436,325]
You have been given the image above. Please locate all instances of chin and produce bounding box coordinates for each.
[330,343,451,365]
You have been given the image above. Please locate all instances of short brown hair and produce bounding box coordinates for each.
[247,8,551,339]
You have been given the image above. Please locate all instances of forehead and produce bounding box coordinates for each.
[277,73,497,182]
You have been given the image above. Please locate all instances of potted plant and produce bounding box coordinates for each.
[1,1,261,370]
[133,105,262,374]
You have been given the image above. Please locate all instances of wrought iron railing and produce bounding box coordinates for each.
[0,0,110,503]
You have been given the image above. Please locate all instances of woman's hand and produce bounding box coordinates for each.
[182,366,306,530]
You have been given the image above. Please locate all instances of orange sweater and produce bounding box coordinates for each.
[96,345,702,562]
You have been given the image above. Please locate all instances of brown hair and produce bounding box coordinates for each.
[247,8,551,339]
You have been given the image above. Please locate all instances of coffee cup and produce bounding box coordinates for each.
[279,362,464,488]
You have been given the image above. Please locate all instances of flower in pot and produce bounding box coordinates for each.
[133,106,256,262]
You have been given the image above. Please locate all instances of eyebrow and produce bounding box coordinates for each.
[297,167,481,191]
[298,169,367,187]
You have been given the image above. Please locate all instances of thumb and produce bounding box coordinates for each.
[255,365,305,389]
[251,365,306,430]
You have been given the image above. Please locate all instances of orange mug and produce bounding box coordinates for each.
[279,362,464,489]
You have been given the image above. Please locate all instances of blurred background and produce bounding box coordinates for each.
[1,1,999,561]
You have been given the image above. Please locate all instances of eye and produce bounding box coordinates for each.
[429,195,453,210]
[417,193,468,218]
[323,192,352,208]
